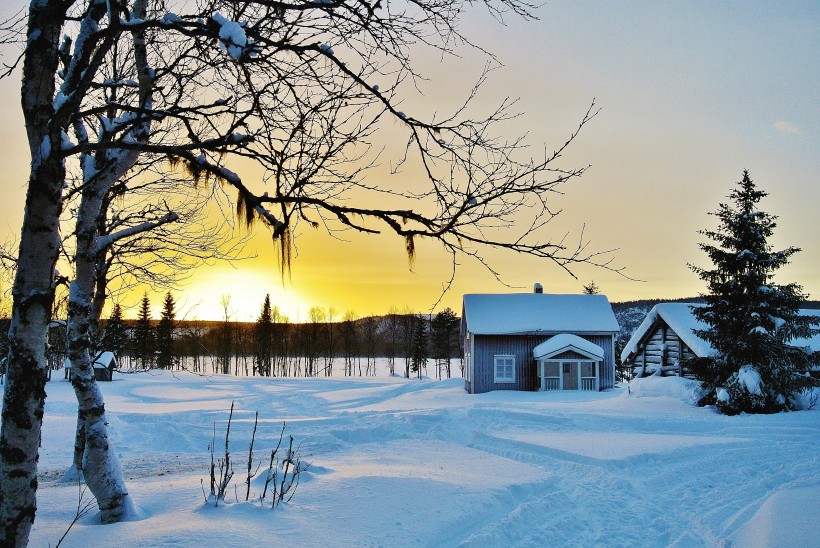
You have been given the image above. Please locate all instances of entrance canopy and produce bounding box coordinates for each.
[533,334,604,361]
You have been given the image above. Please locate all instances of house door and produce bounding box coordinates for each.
[562,362,578,390]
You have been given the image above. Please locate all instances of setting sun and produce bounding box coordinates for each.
[157,267,311,323]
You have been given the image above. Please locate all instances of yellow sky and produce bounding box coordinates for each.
[0,2,818,321]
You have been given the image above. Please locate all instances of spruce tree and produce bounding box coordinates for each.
[254,294,273,376]
[410,315,428,379]
[132,293,155,369]
[582,280,600,295]
[431,308,459,379]
[105,303,128,359]
[689,170,817,414]
[156,292,176,369]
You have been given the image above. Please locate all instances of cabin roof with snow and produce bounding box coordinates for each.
[462,293,620,335]
[533,333,605,361]
[64,351,119,370]
[621,303,714,363]
[794,310,820,353]
[621,303,820,362]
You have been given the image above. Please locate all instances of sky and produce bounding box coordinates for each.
[0,1,818,321]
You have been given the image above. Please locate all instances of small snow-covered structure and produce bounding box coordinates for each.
[621,304,820,378]
[64,351,118,382]
[620,303,712,379]
[461,290,619,394]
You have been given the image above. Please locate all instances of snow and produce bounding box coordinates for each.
[628,376,706,405]
[20,364,819,546]
[737,364,763,396]
[39,136,51,161]
[160,13,183,25]
[60,130,75,151]
[212,13,250,60]
[796,309,820,353]
[463,293,620,335]
[53,91,69,111]
[532,333,604,360]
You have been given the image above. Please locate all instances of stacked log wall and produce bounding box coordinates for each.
[631,320,691,378]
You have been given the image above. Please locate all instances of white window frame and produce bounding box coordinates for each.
[494,355,516,384]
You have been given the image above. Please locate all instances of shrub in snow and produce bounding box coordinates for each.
[689,171,819,414]
[205,402,306,508]
[714,365,767,415]
[790,386,819,411]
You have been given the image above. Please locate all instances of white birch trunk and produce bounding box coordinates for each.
[64,0,152,523]
[0,2,66,544]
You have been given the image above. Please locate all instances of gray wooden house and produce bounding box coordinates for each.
[461,290,620,394]
[622,303,820,378]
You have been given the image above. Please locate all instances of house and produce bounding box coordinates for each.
[461,288,620,394]
[64,351,118,382]
[621,303,820,378]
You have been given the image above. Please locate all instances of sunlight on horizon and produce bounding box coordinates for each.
[0,2,817,321]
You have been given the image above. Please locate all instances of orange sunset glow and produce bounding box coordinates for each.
[0,2,817,322]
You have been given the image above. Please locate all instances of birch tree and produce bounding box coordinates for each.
[2,0,620,543]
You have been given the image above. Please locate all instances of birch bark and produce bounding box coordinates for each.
[64,0,152,522]
[0,2,66,545]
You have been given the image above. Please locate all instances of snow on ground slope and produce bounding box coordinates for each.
[16,365,820,547]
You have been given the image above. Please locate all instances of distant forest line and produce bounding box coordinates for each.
[1,297,816,380]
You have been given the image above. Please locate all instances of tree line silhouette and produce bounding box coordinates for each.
[31,293,462,380]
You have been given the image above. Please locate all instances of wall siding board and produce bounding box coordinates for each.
[471,333,615,393]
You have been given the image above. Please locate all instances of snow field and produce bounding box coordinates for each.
[23,363,820,547]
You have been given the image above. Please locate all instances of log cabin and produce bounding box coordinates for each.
[461,288,620,394]
[621,303,820,379]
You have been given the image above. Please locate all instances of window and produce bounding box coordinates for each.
[494,355,515,383]
[544,362,559,378]
[581,362,595,378]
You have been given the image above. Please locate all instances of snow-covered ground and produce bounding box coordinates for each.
[22,363,820,547]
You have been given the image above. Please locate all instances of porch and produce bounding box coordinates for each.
[533,334,605,391]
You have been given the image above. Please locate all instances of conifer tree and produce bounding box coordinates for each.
[582,280,600,295]
[132,293,155,369]
[104,303,128,360]
[689,170,818,414]
[431,308,460,379]
[411,315,429,379]
[254,294,273,376]
[156,293,176,369]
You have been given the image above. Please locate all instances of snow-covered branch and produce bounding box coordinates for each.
[93,211,179,254]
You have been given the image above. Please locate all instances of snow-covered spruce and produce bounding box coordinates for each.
[689,170,818,414]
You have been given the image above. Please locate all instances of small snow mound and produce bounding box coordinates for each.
[628,376,705,405]
[730,486,820,548]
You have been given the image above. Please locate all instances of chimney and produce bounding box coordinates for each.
[534,283,543,294]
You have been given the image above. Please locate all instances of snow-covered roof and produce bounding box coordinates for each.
[533,334,605,360]
[94,351,118,367]
[621,304,820,362]
[64,351,119,369]
[462,293,619,335]
[795,309,820,353]
[621,303,716,362]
